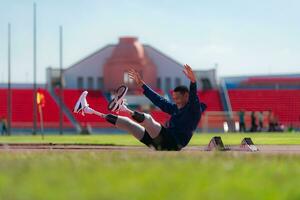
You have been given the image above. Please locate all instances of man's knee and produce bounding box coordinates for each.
[132,111,146,123]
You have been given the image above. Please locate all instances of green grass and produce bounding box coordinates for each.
[0,132,300,145]
[0,151,300,200]
[0,133,300,200]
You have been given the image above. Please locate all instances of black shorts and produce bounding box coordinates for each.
[140,126,182,151]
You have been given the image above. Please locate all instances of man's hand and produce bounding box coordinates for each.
[128,68,145,87]
[183,64,196,83]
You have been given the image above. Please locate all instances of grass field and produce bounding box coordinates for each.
[0,133,300,200]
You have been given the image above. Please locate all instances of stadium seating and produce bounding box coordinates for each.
[228,89,300,124]
[150,110,170,125]
[2,86,298,131]
[196,90,224,129]
[225,77,300,90]
[242,77,300,85]
[197,90,223,111]
[0,89,71,128]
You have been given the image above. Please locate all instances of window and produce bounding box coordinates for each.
[87,77,94,89]
[175,77,181,87]
[124,72,129,84]
[165,77,171,91]
[123,72,134,84]
[157,78,161,89]
[201,78,212,90]
[97,77,104,90]
[77,77,83,89]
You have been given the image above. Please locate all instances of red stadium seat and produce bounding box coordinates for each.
[228,89,300,124]
[197,90,223,111]
[150,110,170,125]
[0,89,71,129]
[243,77,300,85]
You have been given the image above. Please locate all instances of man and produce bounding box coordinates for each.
[250,111,257,132]
[74,64,207,150]
[1,116,7,136]
[268,110,276,132]
[238,110,246,132]
[257,111,264,132]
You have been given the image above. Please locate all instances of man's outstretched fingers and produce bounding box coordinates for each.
[127,68,144,87]
[182,64,196,83]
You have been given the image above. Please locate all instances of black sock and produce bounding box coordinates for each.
[132,111,145,123]
[105,114,118,125]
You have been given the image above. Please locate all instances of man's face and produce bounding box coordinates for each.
[172,92,189,109]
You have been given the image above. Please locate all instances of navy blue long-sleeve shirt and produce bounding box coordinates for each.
[142,82,207,147]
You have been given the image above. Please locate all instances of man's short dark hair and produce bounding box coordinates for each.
[174,85,189,95]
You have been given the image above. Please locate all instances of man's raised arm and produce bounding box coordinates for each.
[183,64,207,112]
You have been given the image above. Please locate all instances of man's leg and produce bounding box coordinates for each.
[84,106,178,150]
[130,111,162,139]
[106,113,171,150]
[128,110,181,151]
[73,90,147,141]
[84,107,145,140]
[105,114,145,140]
[119,106,162,139]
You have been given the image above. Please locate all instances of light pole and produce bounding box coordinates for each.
[33,2,37,135]
[7,23,11,136]
[59,26,64,135]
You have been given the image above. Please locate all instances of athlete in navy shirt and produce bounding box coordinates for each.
[74,64,207,151]
[142,81,207,148]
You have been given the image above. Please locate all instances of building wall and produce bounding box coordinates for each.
[63,45,114,89]
[144,45,190,91]
[56,39,215,92]
[194,69,218,90]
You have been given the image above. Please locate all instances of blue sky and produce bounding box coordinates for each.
[0,0,300,83]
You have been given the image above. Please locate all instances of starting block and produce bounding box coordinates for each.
[240,137,259,152]
[205,136,258,152]
[205,136,229,151]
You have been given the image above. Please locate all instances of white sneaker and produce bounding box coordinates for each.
[108,85,128,112]
[73,91,89,116]
[115,99,130,113]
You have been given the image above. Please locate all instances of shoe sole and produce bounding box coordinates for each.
[108,85,128,111]
[73,91,88,113]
